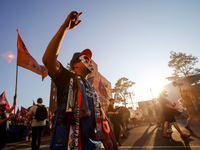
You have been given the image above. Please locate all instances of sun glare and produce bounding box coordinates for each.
[146,77,169,99]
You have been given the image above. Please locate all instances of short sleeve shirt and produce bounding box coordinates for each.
[50,63,102,150]
[28,104,47,127]
[158,96,173,112]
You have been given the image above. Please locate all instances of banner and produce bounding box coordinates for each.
[17,32,48,80]
[98,78,108,99]
[21,106,28,116]
[0,91,10,111]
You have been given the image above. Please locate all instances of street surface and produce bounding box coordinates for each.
[4,118,200,150]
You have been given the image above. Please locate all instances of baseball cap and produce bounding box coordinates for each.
[70,49,92,70]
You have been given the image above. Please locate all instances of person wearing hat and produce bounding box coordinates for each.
[42,11,117,150]
[28,98,48,150]
[0,95,16,149]
[107,98,121,146]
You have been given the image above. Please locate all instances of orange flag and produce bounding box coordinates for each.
[17,32,48,80]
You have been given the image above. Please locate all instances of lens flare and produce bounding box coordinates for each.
[1,51,16,63]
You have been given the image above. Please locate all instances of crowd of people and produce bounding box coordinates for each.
[1,87,200,150]
[0,96,56,150]
[1,11,200,150]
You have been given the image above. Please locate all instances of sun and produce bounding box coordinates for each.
[146,77,170,99]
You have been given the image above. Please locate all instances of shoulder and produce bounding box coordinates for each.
[50,63,73,86]
[29,105,37,114]
[30,105,38,110]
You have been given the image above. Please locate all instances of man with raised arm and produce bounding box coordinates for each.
[43,11,117,150]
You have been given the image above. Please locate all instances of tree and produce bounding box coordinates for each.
[112,77,135,107]
[166,51,200,81]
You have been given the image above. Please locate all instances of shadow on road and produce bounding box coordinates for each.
[132,126,156,148]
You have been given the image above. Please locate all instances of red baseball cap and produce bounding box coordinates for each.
[70,49,92,70]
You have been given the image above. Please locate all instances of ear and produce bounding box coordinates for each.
[73,63,78,68]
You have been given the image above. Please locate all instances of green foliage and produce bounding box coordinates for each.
[166,51,200,81]
[112,77,135,107]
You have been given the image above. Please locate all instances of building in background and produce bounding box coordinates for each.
[162,74,200,106]
[49,61,112,114]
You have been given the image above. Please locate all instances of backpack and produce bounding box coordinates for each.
[35,105,47,120]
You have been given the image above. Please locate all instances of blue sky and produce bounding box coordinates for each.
[1,0,200,109]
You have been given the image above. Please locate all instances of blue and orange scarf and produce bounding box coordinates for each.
[62,75,118,150]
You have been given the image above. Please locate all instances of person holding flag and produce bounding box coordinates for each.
[0,93,16,149]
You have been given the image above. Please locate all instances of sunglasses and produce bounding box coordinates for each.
[75,56,90,63]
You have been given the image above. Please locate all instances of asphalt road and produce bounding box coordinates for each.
[3,118,200,150]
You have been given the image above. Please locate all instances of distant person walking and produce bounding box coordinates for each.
[152,100,164,130]
[158,90,190,138]
[180,89,200,130]
[28,98,48,150]
[146,102,157,126]
[173,81,200,130]
[107,98,122,146]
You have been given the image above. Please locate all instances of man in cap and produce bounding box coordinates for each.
[42,11,117,150]
[0,95,16,149]
[28,98,48,150]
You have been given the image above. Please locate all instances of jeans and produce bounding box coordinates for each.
[32,126,45,150]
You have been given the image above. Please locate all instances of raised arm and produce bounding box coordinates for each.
[7,94,16,114]
[42,11,82,76]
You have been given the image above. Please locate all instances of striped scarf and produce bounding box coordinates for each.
[66,75,104,150]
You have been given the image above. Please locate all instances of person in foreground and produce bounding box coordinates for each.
[42,11,118,150]
[0,95,16,149]
[158,90,190,138]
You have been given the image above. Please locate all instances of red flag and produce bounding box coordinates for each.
[0,91,10,111]
[14,104,16,114]
[17,32,48,80]
[21,106,28,116]
[33,100,36,105]
[16,108,20,118]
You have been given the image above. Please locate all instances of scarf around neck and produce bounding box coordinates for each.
[65,75,104,150]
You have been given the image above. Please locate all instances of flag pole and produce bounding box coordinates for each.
[14,28,20,114]
[15,28,19,95]
[15,65,18,95]
[15,28,20,95]
[150,87,154,100]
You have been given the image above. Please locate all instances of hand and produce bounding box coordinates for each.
[9,114,15,119]
[64,11,82,30]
